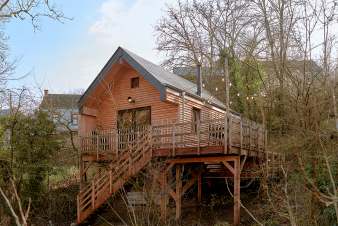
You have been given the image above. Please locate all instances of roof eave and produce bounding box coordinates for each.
[78,47,167,108]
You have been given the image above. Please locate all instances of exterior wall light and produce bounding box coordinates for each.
[128,96,135,103]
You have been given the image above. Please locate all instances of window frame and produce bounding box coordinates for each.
[131,77,139,89]
[117,106,151,129]
[71,112,78,126]
[192,107,201,133]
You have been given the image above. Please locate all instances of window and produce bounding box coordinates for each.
[131,77,139,88]
[117,106,151,150]
[117,106,151,129]
[71,113,78,125]
[192,107,201,132]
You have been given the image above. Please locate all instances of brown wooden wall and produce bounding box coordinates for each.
[79,62,227,136]
[80,64,179,135]
[166,89,225,124]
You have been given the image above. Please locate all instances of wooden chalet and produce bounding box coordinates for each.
[77,47,279,225]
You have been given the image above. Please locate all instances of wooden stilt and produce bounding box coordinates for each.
[160,171,168,221]
[175,164,182,220]
[234,157,241,226]
[197,172,202,202]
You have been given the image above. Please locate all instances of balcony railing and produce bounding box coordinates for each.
[80,115,266,157]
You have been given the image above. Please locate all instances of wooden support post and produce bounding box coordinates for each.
[77,195,80,223]
[175,164,182,220]
[160,171,168,221]
[197,172,202,202]
[234,157,240,226]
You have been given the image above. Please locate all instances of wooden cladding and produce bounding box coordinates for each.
[87,67,178,132]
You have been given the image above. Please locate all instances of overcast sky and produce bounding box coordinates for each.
[6,0,174,94]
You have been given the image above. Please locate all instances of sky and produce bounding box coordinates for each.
[6,0,174,94]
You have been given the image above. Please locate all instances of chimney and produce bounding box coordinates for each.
[196,64,202,96]
[44,89,48,96]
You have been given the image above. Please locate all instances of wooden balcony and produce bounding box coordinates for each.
[80,115,268,161]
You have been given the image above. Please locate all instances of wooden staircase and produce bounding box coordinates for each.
[76,128,152,224]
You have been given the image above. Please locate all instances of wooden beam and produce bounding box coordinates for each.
[222,161,235,175]
[152,165,177,201]
[167,156,237,164]
[175,165,182,220]
[182,173,197,195]
[233,156,240,226]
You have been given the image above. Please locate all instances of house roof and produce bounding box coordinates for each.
[79,47,225,109]
[0,109,10,116]
[41,94,81,109]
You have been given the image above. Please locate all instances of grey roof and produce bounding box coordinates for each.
[79,47,225,109]
[173,66,223,77]
[41,94,81,109]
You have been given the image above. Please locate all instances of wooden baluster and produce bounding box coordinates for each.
[249,122,252,151]
[240,119,243,155]
[229,115,232,153]
[117,130,120,153]
[109,169,113,193]
[96,135,99,160]
[197,121,200,155]
[224,114,228,154]
[172,123,176,156]
[129,154,132,175]
[91,180,95,209]
[149,126,153,154]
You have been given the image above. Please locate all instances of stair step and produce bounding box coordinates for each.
[77,133,152,224]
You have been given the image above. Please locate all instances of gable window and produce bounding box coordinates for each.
[71,113,78,125]
[131,77,139,88]
[192,107,201,132]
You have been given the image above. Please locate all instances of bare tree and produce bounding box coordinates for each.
[156,0,338,225]
[0,179,31,226]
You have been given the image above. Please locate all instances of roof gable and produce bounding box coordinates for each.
[79,47,225,109]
